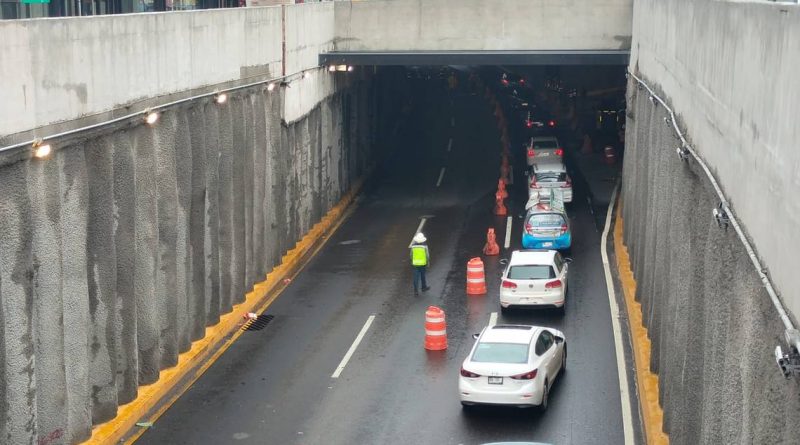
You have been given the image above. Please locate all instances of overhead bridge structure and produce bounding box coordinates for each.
[321,0,632,66]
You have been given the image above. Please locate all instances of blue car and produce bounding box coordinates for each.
[521,203,572,251]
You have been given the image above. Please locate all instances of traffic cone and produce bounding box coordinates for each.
[424,306,448,350]
[497,178,508,199]
[466,258,488,295]
[494,191,507,216]
[483,228,500,255]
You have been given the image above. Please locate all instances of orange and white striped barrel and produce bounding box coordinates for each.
[466,257,487,295]
[424,306,448,350]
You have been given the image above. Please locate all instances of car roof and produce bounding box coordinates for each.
[480,324,540,344]
[526,203,567,216]
[509,249,556,266]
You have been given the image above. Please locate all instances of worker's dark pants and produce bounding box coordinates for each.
[413,266,428,292]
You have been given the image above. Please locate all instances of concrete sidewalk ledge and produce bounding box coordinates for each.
[613,204,669,445]
[85,176,366,445]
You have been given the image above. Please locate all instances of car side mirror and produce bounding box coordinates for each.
[472,333,480,340]
[554,336,564,344]
[564,257,573,263]
[499,258,509,265]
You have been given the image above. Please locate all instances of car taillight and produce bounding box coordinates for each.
[510,369,538,380]
[525,223,534,234]
[460,367,481,378]
[527,148,535,158]
[526,121,533,128]
[529,180,540,189]
[560,224,568,234]
[520,78,526,85]
[548,120,556,127]
[555,148,564,156]
[545,279,562,289]
[501,280,518,289]
[502,79,509,86]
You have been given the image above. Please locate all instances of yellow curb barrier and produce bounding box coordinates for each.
[614,205,669,445]
[85,177,365,445]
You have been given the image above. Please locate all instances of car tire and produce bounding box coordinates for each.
[460,402,473,411]
[561,344,567,373]
[539,381,549,412]
[500,305,509,315]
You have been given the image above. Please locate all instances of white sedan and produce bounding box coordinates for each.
[500,249,570,312]
[459,324,566,410]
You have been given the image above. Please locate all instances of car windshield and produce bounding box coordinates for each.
[508,265,555,280]
[472,342,529,364]
[535,172,567,183]
[528,213,566,228]
[533,140,558,149]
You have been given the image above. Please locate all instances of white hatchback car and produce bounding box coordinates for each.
[499,250,570,312]
[459,324,567,410]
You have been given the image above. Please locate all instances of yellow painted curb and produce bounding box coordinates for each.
[613,205,669,445]
[84,177,366,445]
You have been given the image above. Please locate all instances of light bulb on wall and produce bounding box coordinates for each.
[215,92,228,104]
[144,110,159,126]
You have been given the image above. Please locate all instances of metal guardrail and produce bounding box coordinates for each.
[626,71,799,358]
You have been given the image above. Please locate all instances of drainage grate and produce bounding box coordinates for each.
[242,314,275,332]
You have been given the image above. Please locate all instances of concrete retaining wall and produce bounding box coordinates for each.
[629,0,800,325]
[0,3,381,443]
[0,76,376,445]
[622,74,800,445]
[333,0,633,52]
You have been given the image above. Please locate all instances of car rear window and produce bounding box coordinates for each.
[533,139,558,149]
[528,213,566,228]
[535,172,567,183]
[507,265,555,280]
[472,342,529,364]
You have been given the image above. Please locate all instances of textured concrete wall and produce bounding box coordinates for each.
[333,0,632,52]
[622,79,800,444]
[0,7,284,139]
[0,72,376,444]
[629,0,800,324]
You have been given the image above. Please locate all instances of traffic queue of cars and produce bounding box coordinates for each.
[459,70,574,415]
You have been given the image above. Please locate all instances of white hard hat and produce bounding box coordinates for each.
[413,232,427,244]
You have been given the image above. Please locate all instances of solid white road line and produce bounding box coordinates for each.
[447,138,453,152]
[600,184,635,445]
[331,315,376,379]
[408,218,427,248]
[436,167,446,187]
[489,312,498,327]
[504,216,513,249]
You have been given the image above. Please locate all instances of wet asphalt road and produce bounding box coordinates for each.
[138,84,625,445]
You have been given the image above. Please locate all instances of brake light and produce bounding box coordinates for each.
[548,120,556,127]
[545,280,562,289]
[529,180,540,189]
[460,367,481,378]
[526,120,533,128]
[502,79,509,86]
[527,148,535,158]
[555,148,564,156]
[561,177,572,188]
[520,78,526,85]
[525,223,534,234]
[560,224,568,234]
[510,369,538,380]
[501,280,518,289]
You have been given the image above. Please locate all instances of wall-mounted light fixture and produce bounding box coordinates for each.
[32,139,52,159]
[215,92,228,104]
[144,110,159,126]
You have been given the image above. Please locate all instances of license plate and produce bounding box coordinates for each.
[541,242,553,247]
[488,376,503,385]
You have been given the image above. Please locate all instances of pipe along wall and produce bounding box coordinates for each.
[0,75,380,444]
[621,79,800,445]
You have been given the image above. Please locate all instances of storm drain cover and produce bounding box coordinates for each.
[242,314,275,332]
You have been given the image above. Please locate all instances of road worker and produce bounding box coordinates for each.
[410,232,431,296]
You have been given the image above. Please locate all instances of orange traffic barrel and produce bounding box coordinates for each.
[466,257,487,295]
[424,306,448,350]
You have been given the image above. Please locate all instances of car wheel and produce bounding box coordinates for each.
[539,381,549,411]
[500,305,509,315]
[561,344,567,373]
[460,402,473,411]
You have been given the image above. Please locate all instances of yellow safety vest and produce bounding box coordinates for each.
[411,245,428,266]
